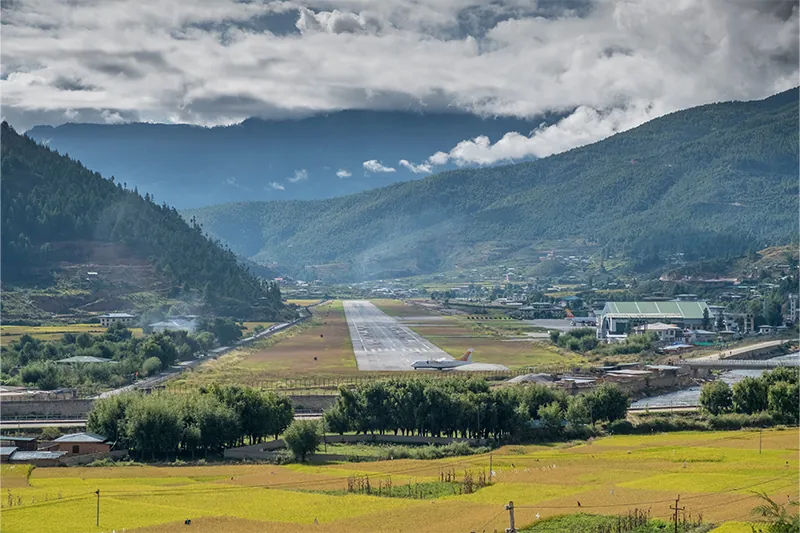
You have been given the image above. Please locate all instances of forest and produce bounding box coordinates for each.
[186,88,799,280]
[0,122,284,319]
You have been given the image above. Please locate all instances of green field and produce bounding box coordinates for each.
[1,429,796,533]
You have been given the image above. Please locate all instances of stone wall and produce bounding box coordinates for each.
[1,399,95,418]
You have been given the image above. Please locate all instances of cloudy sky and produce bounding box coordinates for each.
[1,0,798,166]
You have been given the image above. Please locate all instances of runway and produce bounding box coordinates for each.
[343,300,453,371]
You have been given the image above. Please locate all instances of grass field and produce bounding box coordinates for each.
[0,324,144,344]
[178,301,357,385]
[1,429,796,533]
[240,321,276,336]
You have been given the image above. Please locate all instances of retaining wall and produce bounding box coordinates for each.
[1,399,95,418]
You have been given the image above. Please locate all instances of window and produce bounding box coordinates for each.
[72,445,79,454]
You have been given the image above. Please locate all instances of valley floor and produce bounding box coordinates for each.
[1,429,796,533]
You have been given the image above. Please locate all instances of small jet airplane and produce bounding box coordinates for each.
[411,348,474,370]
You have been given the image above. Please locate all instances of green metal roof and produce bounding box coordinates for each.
[602,301,709,320]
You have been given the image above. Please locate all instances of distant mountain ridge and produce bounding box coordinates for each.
[26,111,551,209]
[184,88,799,281]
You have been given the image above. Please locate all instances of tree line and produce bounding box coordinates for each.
[87,384,293,459]
[0,320,243,392]
[323,377,630,440]
[699,367,799,422]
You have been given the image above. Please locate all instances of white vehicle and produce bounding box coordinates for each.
[411,349,474,370]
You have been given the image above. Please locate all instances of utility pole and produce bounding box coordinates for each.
[670,495,684,533]
[505,500,516,533]
[759,427,763,454]
[95,489,100,527]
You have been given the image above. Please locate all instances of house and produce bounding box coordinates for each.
[51,433,111,455]
[758,325,775,335]
[633,322,683,342]
[688,329,716,344]
[0,447,17,462]
[596,301,711,340]
[0,436,38,451]
[98,313,136,327]
[7,450,68,467]
[559,296,583,308]
[149,317,198,333]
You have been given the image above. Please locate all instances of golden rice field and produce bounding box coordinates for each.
[1,429,796,533]
[0,324,144,344]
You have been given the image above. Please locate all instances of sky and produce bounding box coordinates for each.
[1,0,798,167]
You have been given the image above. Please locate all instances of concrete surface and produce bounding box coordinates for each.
[344,300,452,371]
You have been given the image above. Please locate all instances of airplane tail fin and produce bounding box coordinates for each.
[459,348,474,362]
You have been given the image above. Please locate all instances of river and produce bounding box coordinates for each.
[630,352,799,409]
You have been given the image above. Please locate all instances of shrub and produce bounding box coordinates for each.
[142,356,162,377]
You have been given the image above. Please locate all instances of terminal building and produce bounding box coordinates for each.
[596,301,711,340]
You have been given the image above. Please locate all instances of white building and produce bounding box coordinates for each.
[98,313,136,327]
[633,322,683,342]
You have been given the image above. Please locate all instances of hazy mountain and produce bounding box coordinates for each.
[1,122,284,320]
[184,89,799,281]
[25,111,550,209]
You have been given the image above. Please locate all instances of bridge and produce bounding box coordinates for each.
[676,358,799,371]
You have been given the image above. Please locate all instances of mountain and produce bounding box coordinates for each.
[25,111,550,209]
[0,122,285,321]
[185,89,799,281]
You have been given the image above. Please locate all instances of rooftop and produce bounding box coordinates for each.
[99,313,136,318]
[56,356,117,364]
[53,432,108,444]
[634,322,682,331]
[10,451,67,461]
[0,436,37,442]
[0,447,18,456]
[601,301,709,320]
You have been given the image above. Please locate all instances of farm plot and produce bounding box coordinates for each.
[1,430,796,533]
[0,324,144,344]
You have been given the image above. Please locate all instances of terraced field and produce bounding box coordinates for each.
[2,430,796,533]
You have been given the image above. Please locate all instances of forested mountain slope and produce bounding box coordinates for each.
[186,89,799,281]
[1,122,283,319]
[26,111,547,209]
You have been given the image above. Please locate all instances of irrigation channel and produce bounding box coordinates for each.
[630,352,799,409]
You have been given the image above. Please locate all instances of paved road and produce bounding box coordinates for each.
[694,340,786,361]
[344,300,453,371]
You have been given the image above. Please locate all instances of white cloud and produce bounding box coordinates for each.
[363,159,396,173]
[268,181,285,190]
[427,101,666,166]
[0,0,796,133]
[287,169,308,183]
[101,109,125,124]
[336,168,352,178]
[225,176,240,187]
[296,7,382,35]
[399,159,432,174]
[63,108,79,120]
